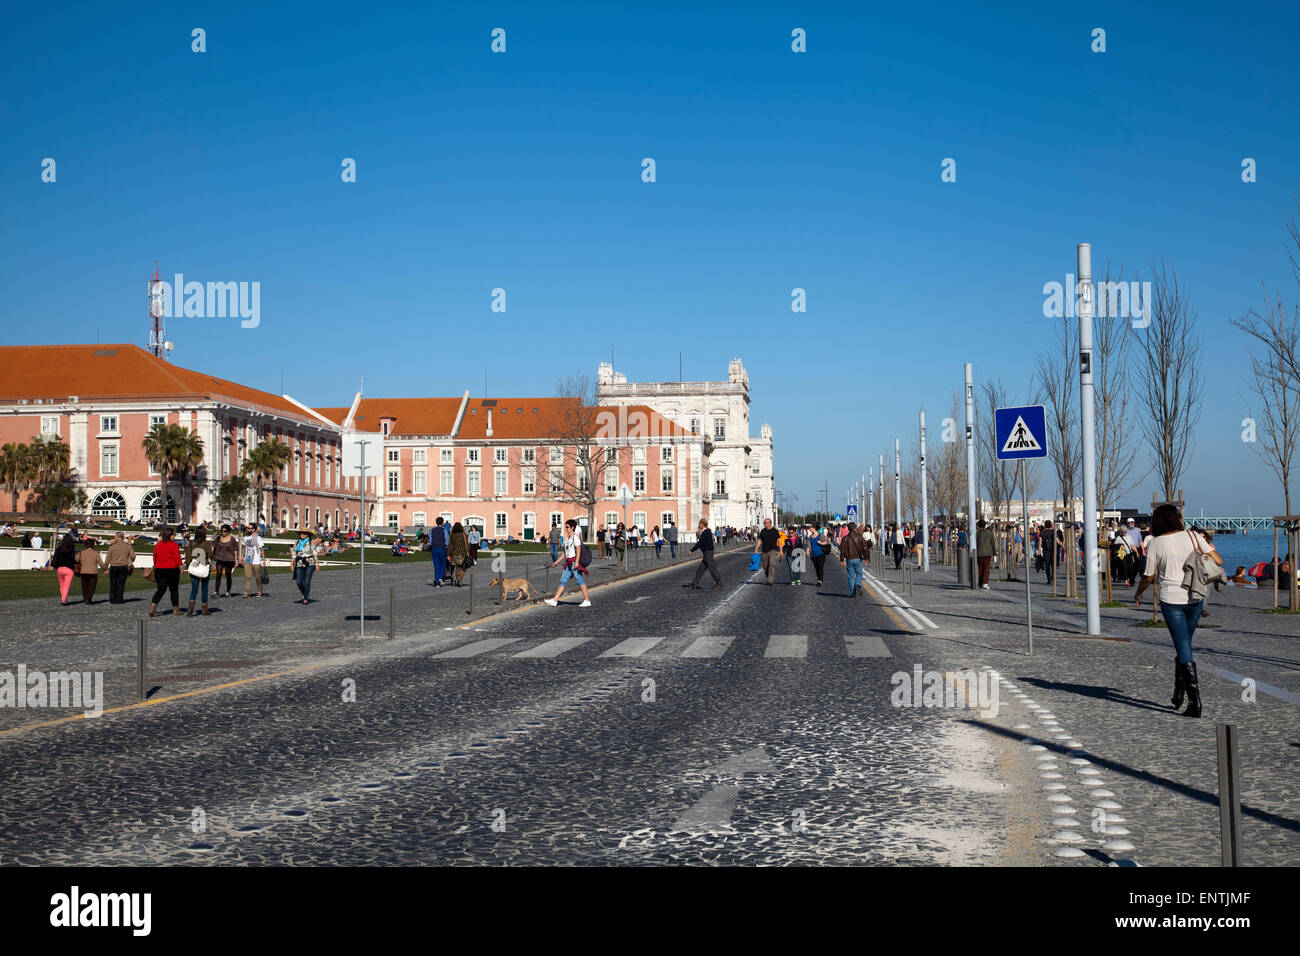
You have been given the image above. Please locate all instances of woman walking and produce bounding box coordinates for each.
[448,521,470,587]
[184,526,214,616]
[613,522,627,568]
[1134,504,1223,718]
[211,525,238,598]
[52,533,78,606]
[810,526,832,587]
[77,537,107,604]
[292,529,318,604]
[651,524,663,557]
[149,528,182,616]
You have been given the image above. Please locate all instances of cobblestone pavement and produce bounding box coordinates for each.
[882,559,1300,866]
[0,550,1049,866]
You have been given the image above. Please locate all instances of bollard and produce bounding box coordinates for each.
[499,569,505,605]
[137,618,147,700]
[388,585,395,640]
[469,573,474,615]
[1216,723,1244,866]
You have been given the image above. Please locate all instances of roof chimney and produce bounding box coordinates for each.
[486,408,493,437]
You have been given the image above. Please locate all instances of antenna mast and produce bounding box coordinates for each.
[147,262,168,359]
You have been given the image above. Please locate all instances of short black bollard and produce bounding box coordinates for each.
[388,585,395,640]
[469,573,474,615]
[1216,723,1244,866]
[137,618,147,701]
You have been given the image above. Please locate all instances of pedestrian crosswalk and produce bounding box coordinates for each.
[431,633,896,661]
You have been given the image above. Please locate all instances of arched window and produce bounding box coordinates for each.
[92,490,127,521]
[139,490,177,523]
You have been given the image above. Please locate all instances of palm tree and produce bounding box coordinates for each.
[142,423,188,524]
[241,437,292,527]
[28,434,71,486]
[171,430,206,522]
[0,442,36,513]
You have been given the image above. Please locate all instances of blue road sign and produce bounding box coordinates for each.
[834,514,842,521]
[994,405,1049,460]
[847,505,858,515]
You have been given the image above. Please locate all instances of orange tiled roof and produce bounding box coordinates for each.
[315,397,463,436]
[456,399,697,441]
[0,344,325,423]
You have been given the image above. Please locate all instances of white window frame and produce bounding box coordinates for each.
[661,470,673,494]
[495,512,508,533]
[439,447,453,464]
[714,472,727,495]
[494,469,508,496]
[605,512,619,529]
[549,446,563,464]
[633,511,647,532]
[605,467,618,495]
[440,469,454,495]
[714,417,726,440]
[467,448,480,464]
[387,470,399,494]
[660,445,673,462]
[467,470,481,496]
[549,468,562,494]
[41,415,60,435]
[386,512,399,528]
[522,468,535,494]
[99,415,118,434]
[494,448,508,464]
[633,467,646,493]
[100,443,118,476]
[413,469,427,494]
[661,512,675,528]
[149,414,167,429]
[522,448,536,464]
[632,446,646,464]
[413,448,426,464]
[413,511,427,527]
[387,448,400,463]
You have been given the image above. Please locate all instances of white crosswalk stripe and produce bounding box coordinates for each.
[844,634,892,657]
[513,637,595,658]
[681,635,735,658]
[432,638,524,658]
[598,636,669,658]
[765,634,807,658]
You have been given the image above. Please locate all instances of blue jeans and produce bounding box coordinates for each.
[846,558,863,594]
[1160,600,1204,663]
[294,562,315,600]
[189,575,209,602]
[669,541,676,557]
[655,541,663,556]
[431,548,447,584]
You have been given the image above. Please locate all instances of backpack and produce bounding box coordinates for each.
[578,542,593,568]
[431,526,448,548]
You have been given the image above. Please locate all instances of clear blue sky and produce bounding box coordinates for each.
[3,1,1298,515]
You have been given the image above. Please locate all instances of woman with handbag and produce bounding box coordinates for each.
[292,529,318,604]
[1134,504,1223,718]
[148,528,183,617]
[51,532,79,606]
[448,521,470,587]
[184,527,214,616]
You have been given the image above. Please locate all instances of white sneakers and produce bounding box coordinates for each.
[544,598,558,606]
[580,600,592,607]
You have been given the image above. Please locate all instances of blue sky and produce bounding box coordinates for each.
[3,1,1298,514]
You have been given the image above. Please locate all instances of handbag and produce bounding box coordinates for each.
[1181,531,1226,595]
[188,554,211,578]
[143,567,155,582]
[260,567,270,585]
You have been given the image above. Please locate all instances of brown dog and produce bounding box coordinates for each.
[490,576,541,601]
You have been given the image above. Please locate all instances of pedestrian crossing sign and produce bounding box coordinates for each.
[847,505,857,515]
[994,405,1048,460]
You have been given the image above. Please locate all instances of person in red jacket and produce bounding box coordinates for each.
[149,528,183,617]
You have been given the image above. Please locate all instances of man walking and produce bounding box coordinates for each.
[755,518,781,585]
[1042,519,1058,585]
[428,516,450,588]
[976,519,995,590]
[664,520,678,558]
[839,522,869,597]
[544,518,592,607]
[106,531,136,604]
[684,518,722,589]
[549,520,561,564]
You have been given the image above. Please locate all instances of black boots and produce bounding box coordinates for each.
[1177,661,1202,718]
[1171,663,1186,710]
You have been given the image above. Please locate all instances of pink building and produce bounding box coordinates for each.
[0,344,369,528]
[315,395,710,540]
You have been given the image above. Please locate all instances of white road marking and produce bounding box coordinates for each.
[844,634,892,657]
[599,636,669,658]
[765,634,808,658]
[681,635,735,658]
[432,638,525,658]
[513,637,594,658]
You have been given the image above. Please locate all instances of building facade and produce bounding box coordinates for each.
[596,358,775,527]
[0,345,370,528]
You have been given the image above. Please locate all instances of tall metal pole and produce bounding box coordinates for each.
[868,467,874,528]
[357,439,370,639]
[878,454,884,537]
[894,438,902,530]
[964,363,978,590]
[919,411,930,572]
[860,473,866,529]
[1077,243,1101,635]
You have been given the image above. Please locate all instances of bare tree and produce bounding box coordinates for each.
[538,374,602,537]
[930,392,967,562]
[1038,314,1080,595]
[1132,260,1203,503]
[1233,290,1300,515]
[977,379,1022,578]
